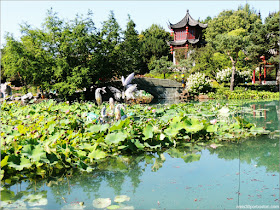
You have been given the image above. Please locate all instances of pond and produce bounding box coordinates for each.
[1,100,279,209]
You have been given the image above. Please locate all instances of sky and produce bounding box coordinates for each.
[1,0,279,47]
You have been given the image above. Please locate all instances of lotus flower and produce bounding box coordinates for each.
[219,107,230,116]
[210,119,217,125]
[65,109,70,114]
[148,107,152,110]
[210,144,217,149]
[152,109,156,113]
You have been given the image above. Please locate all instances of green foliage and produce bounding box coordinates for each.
[0,100,269,181]
[207,86,279,100]
[139,24,171,73]
[119,15,142,75]
[205,5,259,90]
[150,56,173,79]
[174,48,187,62]
[265,11,280,64]
[190,45,219,78]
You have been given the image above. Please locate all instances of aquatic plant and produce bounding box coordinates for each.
[0,100,268,182]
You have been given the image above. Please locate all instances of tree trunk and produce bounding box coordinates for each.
[229,56,236,91]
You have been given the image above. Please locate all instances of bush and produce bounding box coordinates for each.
[216,68,232,83]
[186,72,212,95]
[216,68,252,83]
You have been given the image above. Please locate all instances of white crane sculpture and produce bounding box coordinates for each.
[108,72,137,102]
[95,87,106,106]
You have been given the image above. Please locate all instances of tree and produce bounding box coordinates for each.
[190,45,219,78]
[95,11,122,82]
[150,56,173,79]
[205,4,259,90]
[139,24,171,73]
[214,29,248,90]
[264,12,279,64]
[2,32,53,93]
[119,15,142,75]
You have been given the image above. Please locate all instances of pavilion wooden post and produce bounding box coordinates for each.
[259,65,262,83]
[260,56,266,84]
[252,69,255,84]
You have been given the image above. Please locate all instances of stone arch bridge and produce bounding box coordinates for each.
[132,78,183,99]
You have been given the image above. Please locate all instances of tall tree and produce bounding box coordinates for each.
[96,11,122,82]
[139,24,171,73]
[264,12,280,64]
[205,4,259,90]
[119,15,142,75]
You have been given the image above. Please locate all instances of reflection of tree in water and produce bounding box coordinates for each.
[241,100,280,131]
[208,136,279,172]
[4,146,204,203]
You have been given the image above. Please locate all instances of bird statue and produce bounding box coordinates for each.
[108,72,138,102]
[0,82,12,100]
[115,104,127,120]
[95,87,106,106]
[109,97,115,111]
[121,72,135,90]
[104,97,114,117]
[108,86,123,102]
[125,84,137,100]
[100,106,109,123]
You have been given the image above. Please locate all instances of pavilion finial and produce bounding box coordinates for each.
[187,9,189,14]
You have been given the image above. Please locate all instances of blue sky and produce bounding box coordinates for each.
[1,1,279,47]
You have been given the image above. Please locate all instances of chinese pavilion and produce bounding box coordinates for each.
[168,10,208,64]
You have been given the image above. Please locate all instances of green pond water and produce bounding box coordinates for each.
[1,100,280,209]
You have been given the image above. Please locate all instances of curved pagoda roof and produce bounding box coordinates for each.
[169,10,207,29]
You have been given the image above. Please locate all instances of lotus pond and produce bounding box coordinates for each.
[1,100,279,209]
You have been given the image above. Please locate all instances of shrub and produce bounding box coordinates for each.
[216,68,232,83]
[186,72,212,95]
[216,68,252,83]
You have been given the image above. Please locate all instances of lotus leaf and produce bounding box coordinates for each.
[1,200,27,209]
[8,157,32,171]
[1,188,15,201]
[107,205,121,209]
[110,119,130,131]
[114,195,130,203]
[87,124,109,133]
[88,149,107,160]
[143,125,153,140]
[93,198,111,208]
[22,145,48,163]
[61,203,85,209]
[105,132,127,145]
[164,122,184,137]
[134,139,145,150]
[206,125,218,133]
[121,206,135,210]
[1,155,9,167]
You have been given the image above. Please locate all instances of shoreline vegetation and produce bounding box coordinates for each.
[1,99,273,183]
